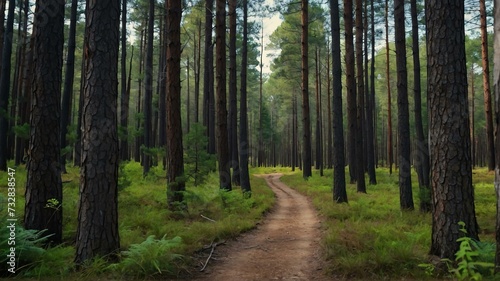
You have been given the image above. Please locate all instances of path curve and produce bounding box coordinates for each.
[196,173,326,281]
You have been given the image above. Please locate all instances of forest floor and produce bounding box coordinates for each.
[192,173,329,281]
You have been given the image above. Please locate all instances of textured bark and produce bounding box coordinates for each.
[394,0,413,210]
[426,0,479,259]
[239,0,251,194]
[60,0,78,172]
[479,0,495,171]
[367,0,377,185]
[119,0,129,161]
[344,0,356,183]
[410,0,430,212]
[355,0,366,193]
[326,41,333,170]
[203,0,215,154]
[385,0,393,174]
[194,20,201,123]
[143,0,154,176]
[494,0,500,271]
[215,0,232,190]
[0,0,14,171]
[75,0,121,264]
[331,0,347,203]
[24,0,64,244]
[315,48,321,172]
[0,0,5,78]
[166,0,186,208]
[228,0,239,185]
[301,0,312,178]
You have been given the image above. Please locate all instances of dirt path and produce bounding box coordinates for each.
[196,173,327,281]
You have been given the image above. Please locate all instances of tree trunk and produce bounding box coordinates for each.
[166,0,186,208]
[326,40,333,170]
[366,0,377,184]
[479,0,494,171]
[0,0,15,171]
[203,0,215,154]
[215,0,232,190]
[25,0,64,244]
[0,0,5,79]
[135,28,145,163]
[385,0,393,174]
[228,0,240,185]
[394,0,413,210]
[355,0,366,193]
[195,19,201,123]
[345,0,357,183]
[301,0,312,178]
[494,0,500,270]
[75,0,121,264]
[120,0,129,161]
[426,0,479,259]
[239,0,251,195]
[60,0,78,173]
[315,47,321,171]
[258,24,264,167]
[331,0,347,203]
[143,0,154,176]
[410,0,430,212]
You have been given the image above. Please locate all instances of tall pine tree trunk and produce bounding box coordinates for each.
[345,0,357,183]
[385,0,393,174]
[355,0,366,193]
[301,0,312,178]
[203,0,215,154]
[25,0,65,244]
[143,0,155,176]
[494,0,500,270]
[120,0,129,161]
[228,0,239,185]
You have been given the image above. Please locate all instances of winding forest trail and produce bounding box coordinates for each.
[196,173,328,281]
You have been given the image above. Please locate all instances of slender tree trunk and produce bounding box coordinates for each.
[326,41,333,170]
[158,16,167,168]
[203,0,215,154]
[0,0,5,79]
[494,0,500,270]
[385,0,393,174]
[258,24,264,167]
[120,0,129,161]
[332,0,347,202]
[228,0,240,185]
[166,0,186,208]
[195,19,201,123]
[345,0,357,183]
[355,0,366,193]
[395,0,413,210]
[187,56,191,133]
[480,0,494,171]
[143,0,154,175]
[366,0,377,184]
[239,0,251,195]
[25,0,65,244]
[75,0,121,264]
[215,0,231,191]
[135,28,145,163]
[427,0,479,259]
[0,0,15,171]
[315,48,321,171]
[301,0,312,178]
[410,0,430,212]
[60,0,79,173]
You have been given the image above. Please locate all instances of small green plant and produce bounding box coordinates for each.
[184,123,216,186]
[45,198,61,209]
[109,235,184,278]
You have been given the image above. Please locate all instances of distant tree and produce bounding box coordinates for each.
[75,0,121,264]
[24,0,65,244]
[366,0,376,185]
[239,0,251,195]
[394,0,413,210]
[120,0,130,161]
[426,0,479,259]
[143,0,154,176]
[301,0,312,178]
[331,0,347,203]
[0,0,15,171]
[215,0,232,190]
[385,0,393,174]
[184,123,215,186]
[166,0,186,209]
[355,0,366,193]
[203,0,216,154]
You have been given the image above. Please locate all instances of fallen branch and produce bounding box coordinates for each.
[201,214,217,223]
[199,240,226,272]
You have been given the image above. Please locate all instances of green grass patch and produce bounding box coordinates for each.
[280,167,497,280]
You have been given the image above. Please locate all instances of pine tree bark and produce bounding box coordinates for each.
[426,0,479,259]
[119,0,129,161]
[75,0,121,264]
[394,0,413,210]
[228,0,240,185]
[0,0,5,78]
[494,0,500,270]
[0,0,15,171]
[301,0,312,178]
[479,0,494,171]
[166,0,186,208]
[203,0,216,154]
[385,0,393,174]
[24,0,65,244]
[367,0,377,184]
[215,0,232,190]
[143,0,155,176]
[331,0,347,203]
[355,0,366,193]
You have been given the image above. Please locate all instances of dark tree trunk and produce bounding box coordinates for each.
[120,0,129,161]
[301,0,312,178]
[355,0,366,193]
[158,14,167,166]
[74,52,85,167]
[258,25,264,167]
[0,0,15,171]
[203,0,215,154]
[215,0,231,191]
[194,19,201,123]
[75,0,121,264]
[426,0,479,259]
[410,0,430,212]
[0,0,5,78]
[166,0,186,208]
[331,0,347,203]
[385,0,393,174]
[24,0,64,244]
[326,41,333,170]
[60,0,78,173]
[479,0,494,171]
[494,0,500,269]
[135,28,145,163]
[239,0,251,195]
[228,0,239,185]
[143,0,154,176]
[394,0,413,210]
[315,48,322,172]
[344,0,357,183]
[366,0,377,185]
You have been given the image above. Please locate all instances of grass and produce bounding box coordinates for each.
[0,161,275,279]
[280,167,497,280]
